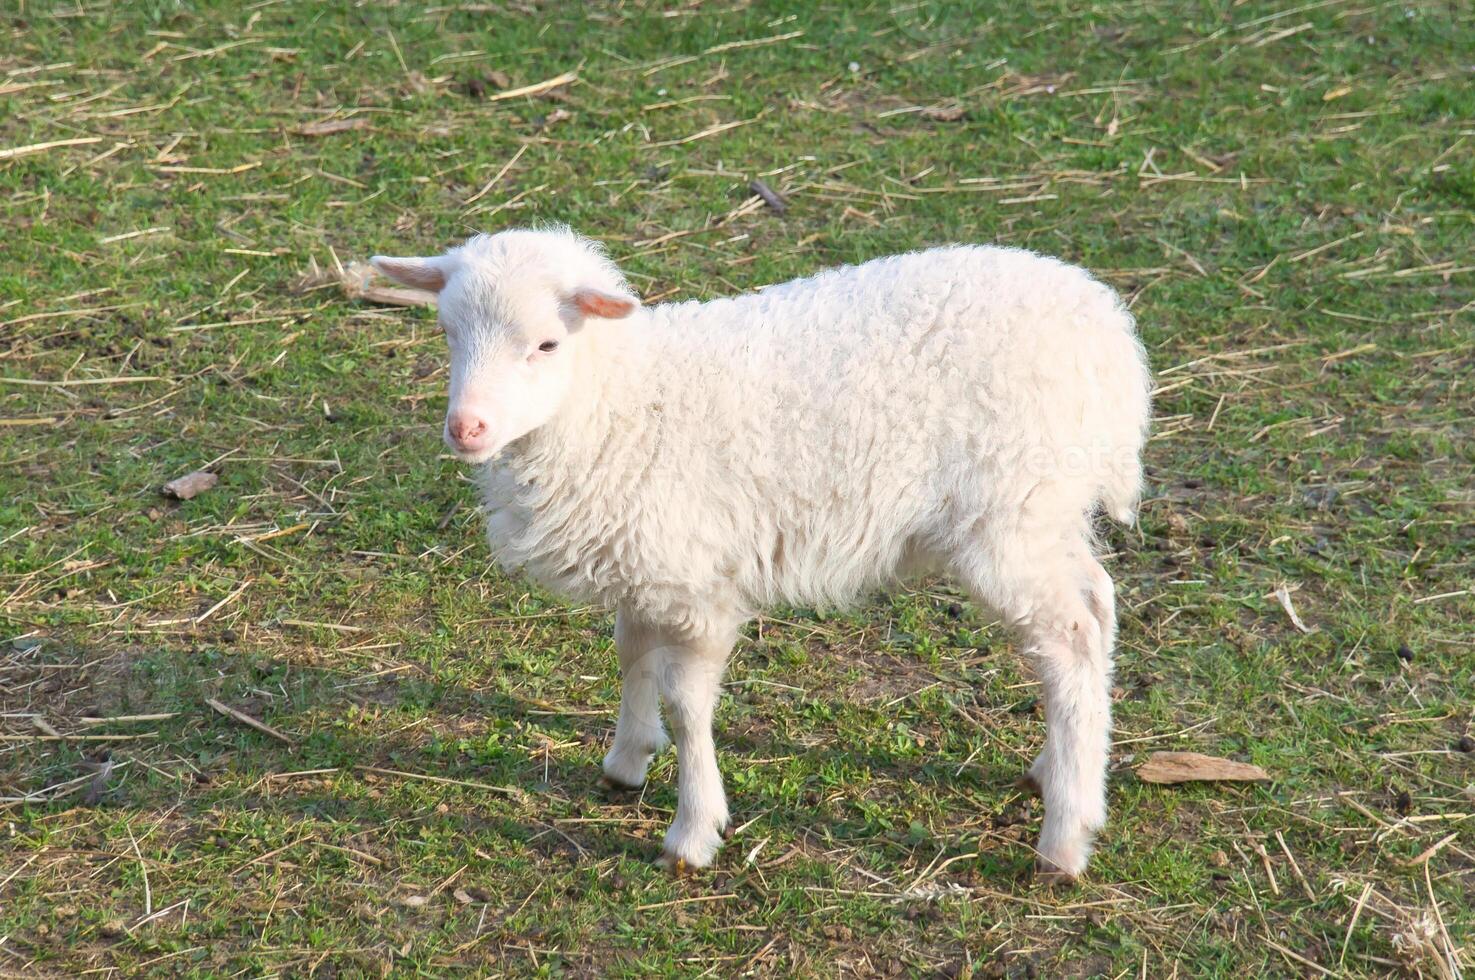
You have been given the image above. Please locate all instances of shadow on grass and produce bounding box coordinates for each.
[7,637,1051,880]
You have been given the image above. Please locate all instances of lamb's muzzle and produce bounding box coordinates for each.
[373,225,1153,882]
[445,409,492,456]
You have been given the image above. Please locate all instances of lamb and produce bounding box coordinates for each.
[371,227,1152,883]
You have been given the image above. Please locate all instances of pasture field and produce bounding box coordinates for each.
[1,1,1472,975]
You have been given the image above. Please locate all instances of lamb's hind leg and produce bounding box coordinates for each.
[1021,558,1117,804]
[961,544,1115,883]
[601,607,671,790]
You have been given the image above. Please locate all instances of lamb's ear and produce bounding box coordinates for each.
[569,287,638,320]
[370,255,447,292]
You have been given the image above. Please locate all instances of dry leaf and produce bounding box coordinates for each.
[162,470,218,500]
[1273,584,1314,633]
[1137,751,1270,784]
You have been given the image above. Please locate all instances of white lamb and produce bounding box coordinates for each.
[372,227,1151,882]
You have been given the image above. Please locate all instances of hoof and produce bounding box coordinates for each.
[721,821,735,841]
[598,773,644,793]
[1016,772,1042,798]
[656,851,694,876]
[1035,858,1079,888]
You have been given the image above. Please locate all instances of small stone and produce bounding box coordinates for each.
[1455,735,1475,753]
[1396,644,1414,662]
[161,469,218,500]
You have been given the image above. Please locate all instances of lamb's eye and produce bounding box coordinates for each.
[537,340,560,354]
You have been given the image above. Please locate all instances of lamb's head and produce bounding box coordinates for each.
[372,228,639,464]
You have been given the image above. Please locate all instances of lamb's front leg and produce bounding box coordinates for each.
[654,622,736,871]
[601,608,670,790]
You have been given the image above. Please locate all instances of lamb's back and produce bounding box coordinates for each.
[649,245,1139,455]
[625,246,1145,610]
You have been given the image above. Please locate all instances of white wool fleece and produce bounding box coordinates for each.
[477,237,1149,635]
[373,227,1152,881]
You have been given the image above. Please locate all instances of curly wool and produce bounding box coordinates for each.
[472,234,1152,638]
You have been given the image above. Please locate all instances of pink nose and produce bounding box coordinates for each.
[446,411,490,451]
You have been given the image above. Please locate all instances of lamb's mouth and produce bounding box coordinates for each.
[452,446,501,465]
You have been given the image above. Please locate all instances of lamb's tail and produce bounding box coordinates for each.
[1101,459,1143,526]
[1097,319,1152,527]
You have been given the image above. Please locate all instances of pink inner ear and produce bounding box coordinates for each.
[574,289,637,319]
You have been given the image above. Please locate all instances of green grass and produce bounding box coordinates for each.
[2,0,1472,975]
